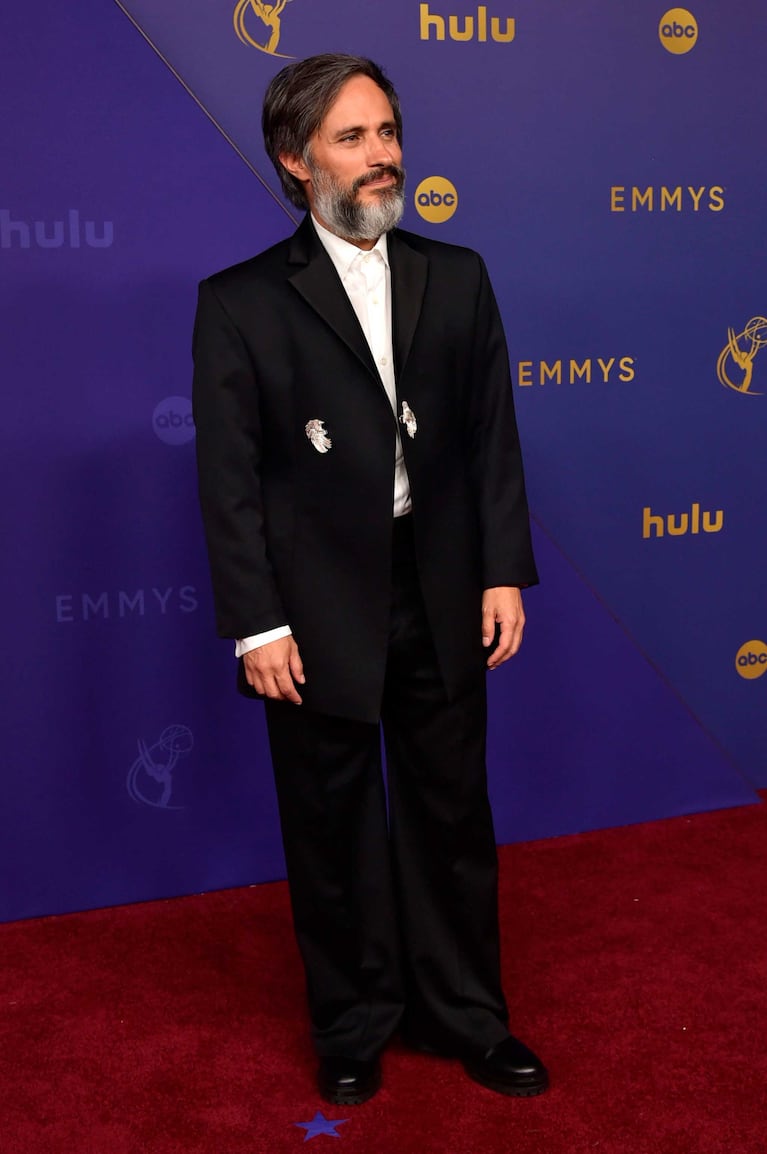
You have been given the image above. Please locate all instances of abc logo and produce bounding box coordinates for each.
[735,640,767,681]
[659,8,698,54]
[414,176,458,223]
[153,395,195,445]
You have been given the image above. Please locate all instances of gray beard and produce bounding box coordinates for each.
[310,165,406,242]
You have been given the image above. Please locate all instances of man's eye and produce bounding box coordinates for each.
[340,134,359,143]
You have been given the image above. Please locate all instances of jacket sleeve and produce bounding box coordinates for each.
[467,254,539,589]
[192,277,287,638]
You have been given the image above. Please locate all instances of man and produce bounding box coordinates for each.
[192,53,547,1105]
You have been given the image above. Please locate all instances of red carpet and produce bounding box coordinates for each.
[2,797,765,1154]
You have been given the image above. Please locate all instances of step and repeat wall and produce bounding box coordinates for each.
[1,1,764,921]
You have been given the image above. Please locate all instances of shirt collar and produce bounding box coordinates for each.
[311,214,389,279]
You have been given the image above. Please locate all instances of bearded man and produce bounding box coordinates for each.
[192,53,547,1105]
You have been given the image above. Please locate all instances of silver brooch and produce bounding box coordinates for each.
[305,419,332,453]
[400,401,417,439]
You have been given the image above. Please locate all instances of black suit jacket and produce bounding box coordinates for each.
[192,216,537,722]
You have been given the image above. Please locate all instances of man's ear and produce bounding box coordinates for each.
[279,152,311,183]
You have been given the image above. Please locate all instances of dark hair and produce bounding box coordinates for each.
[262,54,403,209]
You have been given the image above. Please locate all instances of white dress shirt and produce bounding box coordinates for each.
[235,215,411,658]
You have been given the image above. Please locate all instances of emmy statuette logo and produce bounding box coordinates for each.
[233,0,295,57]
[717,318,767,396]
[127,725,194,809]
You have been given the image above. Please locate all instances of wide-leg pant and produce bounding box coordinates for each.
[264,516,509,1060]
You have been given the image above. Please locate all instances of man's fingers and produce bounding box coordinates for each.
[481,604,496,646]
[257,666,302,704]
[487,622,512,668]
[274,671,303,704]
[242,637,303,702]
[486,617,525,668]
[289,645,306,685]
[253,671,298,703]
[243,656,264,693]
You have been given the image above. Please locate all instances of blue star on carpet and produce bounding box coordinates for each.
[294,1111,350,1141]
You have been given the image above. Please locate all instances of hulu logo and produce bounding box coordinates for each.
[0,209,113,250]
[419,3,516,42]
[642,503,724,539]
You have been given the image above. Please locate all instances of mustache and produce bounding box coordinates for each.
[352,165,406,194]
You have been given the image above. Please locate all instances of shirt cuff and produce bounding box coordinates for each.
[235,626,292,658]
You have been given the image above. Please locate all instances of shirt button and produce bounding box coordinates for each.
[380,357,388,366]
[372,297,379,305]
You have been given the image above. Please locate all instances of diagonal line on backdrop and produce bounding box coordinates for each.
[112,1,299,226]
[528,510,759,797]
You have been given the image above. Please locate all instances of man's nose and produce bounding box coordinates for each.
[365,136,397,167]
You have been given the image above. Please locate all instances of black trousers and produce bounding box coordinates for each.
[264,516,509,1060]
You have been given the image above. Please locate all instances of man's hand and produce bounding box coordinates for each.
[243,636,306,704]
[481,586,525,669]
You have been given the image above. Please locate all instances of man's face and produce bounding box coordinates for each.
[282,74,406,242]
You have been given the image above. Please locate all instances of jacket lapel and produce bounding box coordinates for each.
[389,230,428,379]
[287,216,380,381]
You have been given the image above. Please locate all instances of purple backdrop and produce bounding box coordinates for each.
[1,0,763,922]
